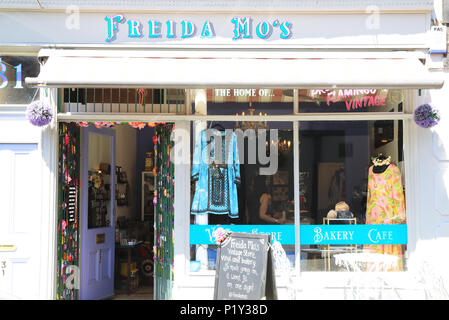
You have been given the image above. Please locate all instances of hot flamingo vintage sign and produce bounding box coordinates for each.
[309,89,388,111]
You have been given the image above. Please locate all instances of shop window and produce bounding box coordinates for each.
[60,88,185,114]
[188,89,406,274]
[204,89,293,115]
[0,55,39,104]
[189,119,295,272]
[298,89,403,113]
[299,120,407,272]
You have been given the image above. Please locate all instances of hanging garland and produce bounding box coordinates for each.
[414,104,440,128]
[93,121,117,128]
[26,100,53,127]
[57,123,80,300]
[75,121,160,129]
[154,123,175,300]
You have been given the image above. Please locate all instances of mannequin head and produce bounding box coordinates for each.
[371,154,391,173]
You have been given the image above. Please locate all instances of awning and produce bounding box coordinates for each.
[25,49,444,89]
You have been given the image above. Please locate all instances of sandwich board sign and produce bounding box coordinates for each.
[213,232,277,300]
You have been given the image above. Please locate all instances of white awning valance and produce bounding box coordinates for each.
[25,49,444,89]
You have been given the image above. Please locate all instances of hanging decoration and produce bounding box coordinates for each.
[129,122,147,130]
[74,121,162,129]
[137,88,149,106]
[26,100,53,127]
[94,121,117,128]
[212,227,232,245]
[414,104,440,128]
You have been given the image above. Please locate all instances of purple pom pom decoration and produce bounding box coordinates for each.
[26,100,53,127]
[414,104,440,128]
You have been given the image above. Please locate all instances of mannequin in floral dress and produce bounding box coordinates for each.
[364,155,406,271]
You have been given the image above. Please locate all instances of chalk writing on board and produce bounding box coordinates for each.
[215,233,274,300]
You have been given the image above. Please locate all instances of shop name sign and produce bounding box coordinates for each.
[105,15,292,42]
[190,224,407,245]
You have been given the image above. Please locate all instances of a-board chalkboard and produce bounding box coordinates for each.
[213,232,277,300]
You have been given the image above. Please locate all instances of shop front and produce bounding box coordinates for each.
[1,0,448,300]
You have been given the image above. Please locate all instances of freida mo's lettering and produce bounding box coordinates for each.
[104,15,292,42]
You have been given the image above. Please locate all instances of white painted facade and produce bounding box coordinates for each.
[0,0,448,300]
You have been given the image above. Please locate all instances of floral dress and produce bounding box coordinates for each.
[364,164,406,271]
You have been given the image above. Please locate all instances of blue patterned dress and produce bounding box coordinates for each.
[191,129,240,218]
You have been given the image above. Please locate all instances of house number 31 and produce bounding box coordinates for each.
[0,58,23,89]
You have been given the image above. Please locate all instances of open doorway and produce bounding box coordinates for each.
[57,122,174,300]
[111,124,156,300]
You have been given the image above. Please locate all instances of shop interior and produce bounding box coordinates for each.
[85,123,157,299]
[60,88,179,299]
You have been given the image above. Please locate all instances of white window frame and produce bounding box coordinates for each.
[173,89,418,295]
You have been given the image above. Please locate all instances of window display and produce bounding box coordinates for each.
[188,88,407,274]
[299,120,407,272]
[364,154,406,271]
[189,117,295,272]
[191,127,241,218]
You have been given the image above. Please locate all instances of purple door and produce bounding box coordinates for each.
[80,127,116,300]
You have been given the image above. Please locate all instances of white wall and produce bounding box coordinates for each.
[409,77,449,295]
[0,112,52,299]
